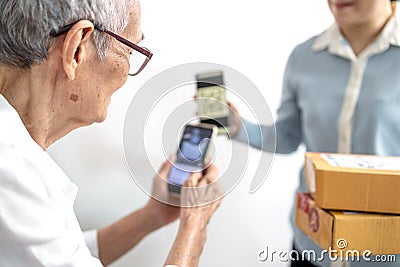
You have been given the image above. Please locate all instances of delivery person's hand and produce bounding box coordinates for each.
[227,102,242,139]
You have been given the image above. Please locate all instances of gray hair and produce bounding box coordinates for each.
[0,0,134,68]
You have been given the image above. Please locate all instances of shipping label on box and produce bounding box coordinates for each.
[305,152,400,214]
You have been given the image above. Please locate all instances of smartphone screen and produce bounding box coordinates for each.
[196,71,229,133]
[168,124,214,194]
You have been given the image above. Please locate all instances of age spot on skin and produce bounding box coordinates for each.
[70,94,79,102]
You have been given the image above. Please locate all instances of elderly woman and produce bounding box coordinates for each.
[0,0,221,266]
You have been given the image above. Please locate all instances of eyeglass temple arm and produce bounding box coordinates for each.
[50,22,152,58]
[100,28,152,57]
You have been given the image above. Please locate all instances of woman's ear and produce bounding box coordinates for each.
[62,20,95,80]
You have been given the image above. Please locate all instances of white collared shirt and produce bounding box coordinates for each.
[0,94,102,266]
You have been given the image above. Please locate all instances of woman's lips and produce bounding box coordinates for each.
[333,2,354,10]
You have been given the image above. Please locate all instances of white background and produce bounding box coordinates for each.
[48,1,333,266]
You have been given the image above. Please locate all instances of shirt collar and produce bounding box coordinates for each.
[0,93,76,201]
[0,93,43,153]
[312,9,400,55]
[311,23,342,52]
[0,93,29,145]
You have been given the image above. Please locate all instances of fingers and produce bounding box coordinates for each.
[183,164,218,188]
[152,160,174,202]
[158,160,171,177]
[180,164,223,207]
[203,164,218,183]
[183,171,202,187]
[197,176,208,187]
[228,101,238,112]
[158,153,177,178]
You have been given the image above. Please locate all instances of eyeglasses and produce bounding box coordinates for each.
[50,22,153,76]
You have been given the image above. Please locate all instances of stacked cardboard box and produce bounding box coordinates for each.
[296,153,400,255]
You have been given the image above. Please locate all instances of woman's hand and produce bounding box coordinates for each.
[227,102,242,139]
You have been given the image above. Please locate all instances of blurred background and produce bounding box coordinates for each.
[48,0,333,266]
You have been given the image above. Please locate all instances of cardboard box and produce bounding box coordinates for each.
[296,193,400,255]
[305,152,400,214]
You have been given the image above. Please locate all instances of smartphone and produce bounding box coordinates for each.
[168,123,218,196]
[196,71,229,134]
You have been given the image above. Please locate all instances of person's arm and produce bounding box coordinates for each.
[164,164,222,267]
[233,48,303,154]
[164,219,207,266]
[98,162,180,266]
[97,204,173,266]
[97,162,222,267]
